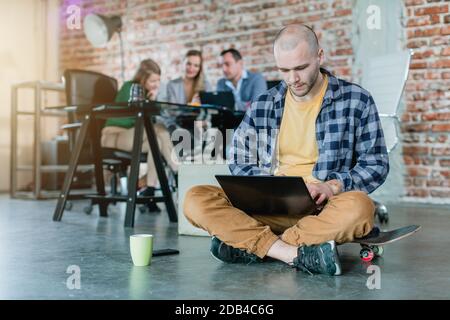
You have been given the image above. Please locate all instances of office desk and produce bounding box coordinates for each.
[52,100,181,227]
[51,101,243,228]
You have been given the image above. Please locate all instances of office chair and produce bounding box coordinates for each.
[361,49,413,223]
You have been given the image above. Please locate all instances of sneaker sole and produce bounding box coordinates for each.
[210,236,225,263]
[210,250,226,263]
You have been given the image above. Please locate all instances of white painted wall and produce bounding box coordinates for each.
[352,0,406,203]
[0,0,61,192]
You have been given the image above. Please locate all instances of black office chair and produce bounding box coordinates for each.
[62,69,160,214]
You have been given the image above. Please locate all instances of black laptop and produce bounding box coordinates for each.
[215,175,319,216]
[199,91,235,110]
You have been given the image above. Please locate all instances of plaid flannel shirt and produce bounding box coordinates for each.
[229,69,389,194]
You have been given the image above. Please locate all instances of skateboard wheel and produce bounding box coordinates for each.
[372,245,384,257]
[360,248,374,262]
[139,205,147,214]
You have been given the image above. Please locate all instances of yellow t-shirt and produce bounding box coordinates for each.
[275,75,328,183]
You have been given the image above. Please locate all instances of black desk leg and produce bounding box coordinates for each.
[143,116,178,223]
[89,116,108,217]
[53,115,91,221]
[124,114,144,228]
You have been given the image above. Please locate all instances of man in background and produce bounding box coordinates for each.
[217,48,268,111]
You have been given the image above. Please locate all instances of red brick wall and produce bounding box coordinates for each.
[403,0,450,200]
[59,0,353,82]
[59,0,450,202]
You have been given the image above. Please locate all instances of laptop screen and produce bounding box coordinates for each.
[199,91,235,110]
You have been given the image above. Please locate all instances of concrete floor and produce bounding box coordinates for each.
[0,194,449,300]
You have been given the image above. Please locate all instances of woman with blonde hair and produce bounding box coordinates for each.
[101,58,178,212]
[166,49,211,104]
[165,50,213,159]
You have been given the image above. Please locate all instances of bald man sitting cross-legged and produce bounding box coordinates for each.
[183,24,389,276]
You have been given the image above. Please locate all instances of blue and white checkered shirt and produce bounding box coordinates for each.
[229,69,389,194]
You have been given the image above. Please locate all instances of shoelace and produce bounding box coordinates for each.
[233,249,260,265]
[295,246,323,275]
[215,238,261,265]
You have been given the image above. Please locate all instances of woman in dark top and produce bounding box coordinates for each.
[101,59,178,212]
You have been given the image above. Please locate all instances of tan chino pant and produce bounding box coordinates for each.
[184,185,375,258]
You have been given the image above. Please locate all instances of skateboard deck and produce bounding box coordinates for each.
[349,225,421,261]
[353,225,421,246]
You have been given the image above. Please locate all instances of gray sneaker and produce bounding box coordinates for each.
[293,240,342,276]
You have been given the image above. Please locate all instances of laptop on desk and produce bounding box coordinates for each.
[215,175,319,216]
[199,91,235,110]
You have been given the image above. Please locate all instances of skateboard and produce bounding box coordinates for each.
[350,225,421,262]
